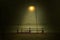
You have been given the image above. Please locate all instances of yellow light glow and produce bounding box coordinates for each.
[28,6,35,12]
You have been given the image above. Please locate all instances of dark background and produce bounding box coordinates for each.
[1,0,60,40]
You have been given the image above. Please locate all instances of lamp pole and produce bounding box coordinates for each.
[28,6,38,33]
[35,7,38,33]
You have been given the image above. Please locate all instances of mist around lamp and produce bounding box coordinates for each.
[28,6,35,12]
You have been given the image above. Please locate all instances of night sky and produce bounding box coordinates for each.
[1,0,60,35]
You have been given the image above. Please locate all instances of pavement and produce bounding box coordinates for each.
[2,33,58,40]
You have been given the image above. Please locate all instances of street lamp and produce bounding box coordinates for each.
[28,5,38,33]
[28,6,35,12]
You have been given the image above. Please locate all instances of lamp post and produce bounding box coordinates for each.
[28,6,38,33]
[35,6,38,33]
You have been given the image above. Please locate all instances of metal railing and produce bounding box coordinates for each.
[17,28,44,34]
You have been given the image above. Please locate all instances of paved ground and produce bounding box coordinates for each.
[2,33,59,40]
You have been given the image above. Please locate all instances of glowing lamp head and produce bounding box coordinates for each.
[28,6,35,12]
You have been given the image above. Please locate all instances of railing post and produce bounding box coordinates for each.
[29,27,31,34]
[21,28,22,34]
[41,28,44,34]
[17,29,19,34]
[36,28,38,33]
